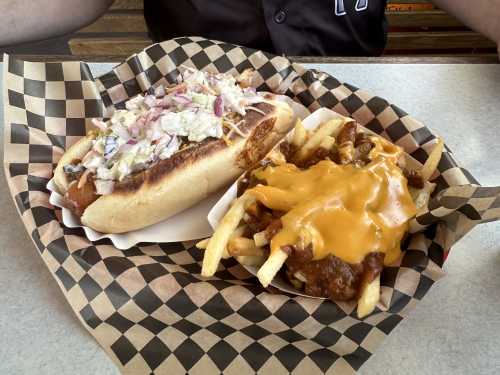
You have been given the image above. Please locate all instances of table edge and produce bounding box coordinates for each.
[0,55,498,64]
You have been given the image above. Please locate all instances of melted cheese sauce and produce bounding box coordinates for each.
[248,137,416,266]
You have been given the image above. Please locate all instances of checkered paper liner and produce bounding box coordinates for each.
[3,37,500,374]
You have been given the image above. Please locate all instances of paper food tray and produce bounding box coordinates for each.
[46,95,309,249]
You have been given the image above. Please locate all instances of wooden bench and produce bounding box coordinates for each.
[68,0,497,59]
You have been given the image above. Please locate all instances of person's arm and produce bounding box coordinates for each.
[432,0,500,53]
[0,0,114,46]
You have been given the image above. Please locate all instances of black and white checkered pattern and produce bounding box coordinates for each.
[4,37,499,374]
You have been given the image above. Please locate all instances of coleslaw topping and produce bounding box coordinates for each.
[70,68,264,194]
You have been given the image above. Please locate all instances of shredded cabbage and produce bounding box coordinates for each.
[78,67,263,191]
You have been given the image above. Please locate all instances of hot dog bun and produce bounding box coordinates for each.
[54,99,294,233]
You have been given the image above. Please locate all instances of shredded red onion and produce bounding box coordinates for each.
[135,117,146,128]
[175,85,188,94]
[145,107,163,123]
[166,82,188,94]
[129,126,140,137]
[110,121,131,140]
[155,98,166,108]
[214,96,224,117]
[173,94,192,106]
[154,85,166,98]
[127,139,138,145]
[143,95,157,109]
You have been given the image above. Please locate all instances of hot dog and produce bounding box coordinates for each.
[53,68,294,233]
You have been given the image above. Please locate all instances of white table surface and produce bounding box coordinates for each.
[1,63,499,375]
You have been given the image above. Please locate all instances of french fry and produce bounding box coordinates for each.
[245,202,260,217]
[198,237,231,260]
[220,225,248,259]
[295,118,344,161]
[196,238,209,249]
[201,194,255,277]
[292,119,307,148]
[253,231,269,247]
[409,182,437,233]
[319,136,335,150]
[257,249,288,288]
[338,142,355,164]
[357,275,380,319]
[227,237,265,257]
[235,255,265,267]
[294,271,307,283]
[198,238,231,259]
[230,225,246,239]
[421,138,443,182]
[267,149,287,166]
[410,181,436,212]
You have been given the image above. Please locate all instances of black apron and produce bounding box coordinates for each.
[144,0,388,56]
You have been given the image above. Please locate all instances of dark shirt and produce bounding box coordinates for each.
[144,0,388,56]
